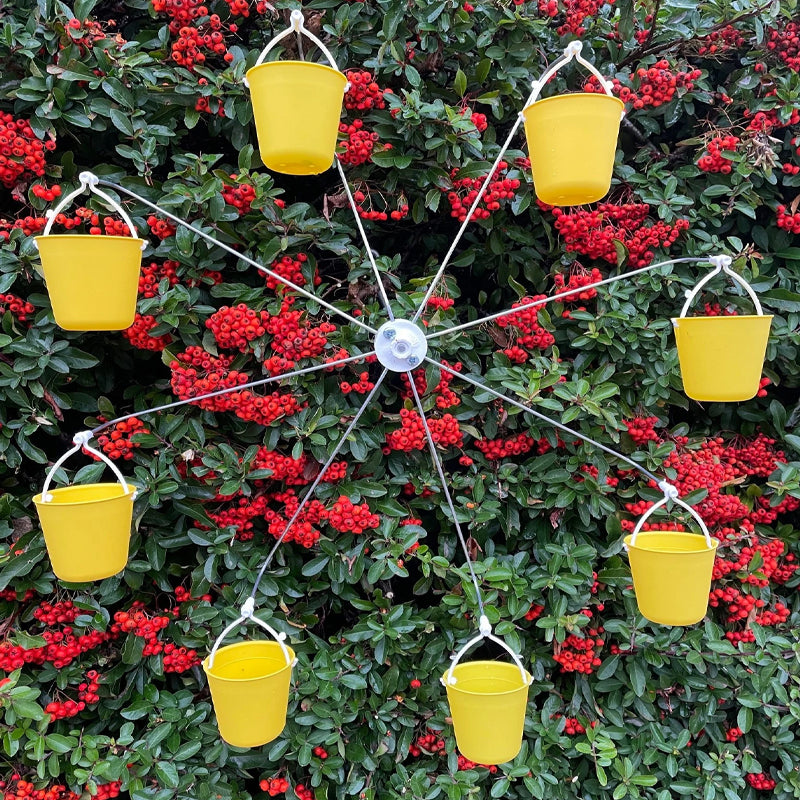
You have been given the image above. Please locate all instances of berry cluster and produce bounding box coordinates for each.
[409,730,496,771]
[340,371,375,395]
[206,304,270,351]
[697,25,746,56]
[553,624,604,674]
[426,296,455,312]
[328,496,380,534]
[344,71,387,111]
[229,389,305,428]
[45,670,102,722]
[586,61,701,110]
[777,204,800,234]
[0,779,120,800]
[475,433,536,460]
[33,601,80,627]
[294,785,313,800]
[624,416,659,446]
[0,293,35,324]
[139,260,180,297]
[266,304,336,362]
[537,0,614,36]
[147,214,177,240]
[338,119,381,166]
[0,628,109,671]
[384,409,464,451]
[551,714,589,735]
[112,603,171,656]
[123,313,173,351]
[445,162,519,223]
[697,135,739,173]
[259,778,289,796]
[399,361,461,409]
[746,773,776,791]
[767,21,800,71]
[553,266,602,303]
[93,417,149,461]
[459,107,488,132]
[525,603,545,621]
[544,201,690,268]
[725,726,743,742]
[222,177,256,215]
[0,112,54,188]
[162,642,201,672]
[496,294,555,361]
[63,17,125,55]
[266,253,320,293]
[352,188,409,221]
[744,105,800,132]
[170,347,249,412]
[31,183,62,202]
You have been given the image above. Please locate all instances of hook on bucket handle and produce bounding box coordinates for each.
[624,486,713,550]
[40,431,137,503]
[525,40,621,117]
[441,614,531,687]
[248,9,347,86]
[36,172,145,248]
[678,255,764,319]
[207,597,296,669]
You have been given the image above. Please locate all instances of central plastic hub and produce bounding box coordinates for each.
[374,319,428,373]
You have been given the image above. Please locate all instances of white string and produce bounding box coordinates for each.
[335,158,395,320]
[428,357,663,484]
[407,376,485,618]
[247,370,389,600]
[94,179,378,337]
[425,256,706,342]
[410,117,526,323]
[91,351,375,435]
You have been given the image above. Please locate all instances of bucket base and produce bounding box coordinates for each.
[260,149,333,176]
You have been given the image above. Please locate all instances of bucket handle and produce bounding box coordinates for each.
[36,172,144,248]
[207,597,297,669]
[248,9,346,84]
[624,490,713,550]
[40,431,137,503]
[526,41,620,113]
[441,614,531,687]
[678,255,763,318]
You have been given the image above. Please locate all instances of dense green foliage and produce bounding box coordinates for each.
[1,0,800,798]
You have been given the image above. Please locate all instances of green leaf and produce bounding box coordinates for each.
[154,761,180,788]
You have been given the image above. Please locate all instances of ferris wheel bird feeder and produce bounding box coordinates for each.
[33,172,145,331]
[26,12,780,758]
[522,41,625,206]
[245,10,348,175]
[672,255,773,402]
[33,432,137,583]
[623,489,718,627]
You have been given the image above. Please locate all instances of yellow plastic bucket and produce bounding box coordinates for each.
[35,234,144,330]
[444,660,531,764]
[203,640,295,748]
[522,93,624,206]
[673,315,772,401]
[247,61,347,175]
[33,483,136,582]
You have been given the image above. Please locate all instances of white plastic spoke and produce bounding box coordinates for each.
[90,351,374,435]
[430,357,662,484]
[248,369,389,599]
[410,117,526,324]
[335,158,395,320]
[95,179,378,336]
[425,256,706,343]
[407,376,486,618]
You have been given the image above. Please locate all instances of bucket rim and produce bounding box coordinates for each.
[442,659,532,696]
[33,482,137,507]
[672,314,774,323]
[246,60,347,80]
[522,92,625,115]
[624,531,719,555]
[34,234,146,245]
[202,640,296,683]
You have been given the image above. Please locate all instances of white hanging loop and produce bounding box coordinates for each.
[678,255,764,318]
[40,431,136,503]
[624,494,713,550]
[207,599,296,668]
[525,40,618,109]
[37,171,144,249]
[441,615,531,687]
[247,9,346,88]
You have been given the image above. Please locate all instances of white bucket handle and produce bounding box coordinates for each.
[207,597,296,669]
[525,41,620,116]
[249,9,347,87]
[441,614,531,687]
[625,493,713,550]
[36,172,145,249]
[679,255,763,318]
[40,430,137,503]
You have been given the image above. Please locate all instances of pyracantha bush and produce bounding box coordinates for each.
[1,1,800,799]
